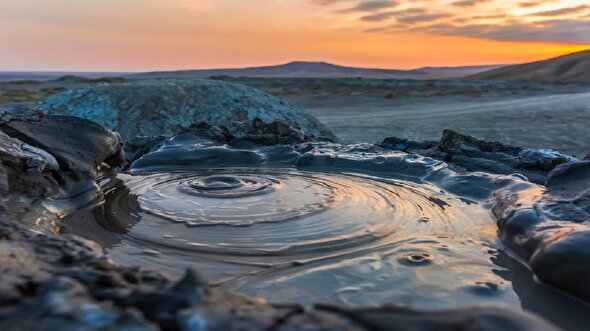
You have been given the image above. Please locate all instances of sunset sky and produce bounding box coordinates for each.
[0,0,589,71]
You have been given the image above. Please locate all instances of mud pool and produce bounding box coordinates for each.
[58,135,590,330]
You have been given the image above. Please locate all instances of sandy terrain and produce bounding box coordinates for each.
[221,77,590,157]
[292,92,590,157]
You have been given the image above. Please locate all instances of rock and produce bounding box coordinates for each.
[124,135,168,169]
[0,130,59,198]
[124,119,327,168]
[317,304,560,331]
[0,104,44,125]
[493,161,590,302]
[0,106,124,207]
[1,277,158,331]
[1,114,124,185]
[0,220,562,331]
[0,105,124,229]
[380,129,578,184]
[41,79,337,141]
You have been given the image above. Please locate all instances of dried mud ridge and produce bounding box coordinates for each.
[1,105,588,330]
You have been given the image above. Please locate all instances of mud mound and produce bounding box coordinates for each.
[41,79,336,141]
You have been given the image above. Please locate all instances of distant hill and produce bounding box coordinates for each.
[127,61,503,80]
[0,71,128,82]
[469,50,590,83]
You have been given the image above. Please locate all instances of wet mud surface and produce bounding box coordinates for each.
[59,134,590,330]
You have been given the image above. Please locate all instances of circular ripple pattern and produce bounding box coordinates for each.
[143,173,334,228]
[179,175,277,199]
[70,168,516,308]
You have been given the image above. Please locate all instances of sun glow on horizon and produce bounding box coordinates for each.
[0,0,588,71]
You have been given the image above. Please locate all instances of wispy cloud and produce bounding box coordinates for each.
[318,0,590,44]
[518,1,556,8]
[530,5,590,17]
[451,0,492,7]
[360,8,426,22]
[339,0,399,12]
[398,13,453,23]
[401,19,590,44]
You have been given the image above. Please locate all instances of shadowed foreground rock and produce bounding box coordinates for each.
[0,105,123,198]
[0,221,560,330]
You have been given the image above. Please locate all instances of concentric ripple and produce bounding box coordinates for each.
[65,168,519,308]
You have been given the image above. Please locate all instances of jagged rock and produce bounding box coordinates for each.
[380,129,578,184]
[123,119,327,168]
[0,106,124,197]
[0,130,59,198]
[0,105,44,125]
[41,79,337,141]
[379,136,435,152]
[124,135,168,169]
[0,277,158,331]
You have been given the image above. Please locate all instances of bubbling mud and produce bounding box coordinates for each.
[53,137,590,330]
[66,165,523,309]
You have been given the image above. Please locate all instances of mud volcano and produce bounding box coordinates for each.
[58,129,590,330]
[71,166,501,307]
[2,94,589,330]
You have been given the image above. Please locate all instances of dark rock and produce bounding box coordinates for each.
[437,129,519,155]
[0,277,158,331]
[2,115,124,184]
[230,117,308,147]
[493,161,590,302]
[124,135,168,169]
[0,104,44,125]
[124,119,327,168]
[380,136,435,152]
[275,309,364,331]
[318,304,559,331]
[0,130,59,198]
[380,129,578,184]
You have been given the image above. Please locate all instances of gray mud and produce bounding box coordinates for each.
[59,133,590,330]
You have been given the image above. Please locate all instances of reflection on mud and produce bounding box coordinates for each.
[61,140,590,330]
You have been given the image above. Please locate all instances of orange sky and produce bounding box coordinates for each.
[0,0,588,71]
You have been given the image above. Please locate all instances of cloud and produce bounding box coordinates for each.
[336,0,399,13]
[398,13,453,23]
[404,18,590,43]
[518,2,541,8]
[518,1,555,8]
[359,7,426,21]
[530,5,590,17]
[470,13,508,20]
[324,0,590,44]
[451,0,491,7]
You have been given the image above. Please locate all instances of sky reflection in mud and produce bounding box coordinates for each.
[60,136,590,331]
[69,168,520,309]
